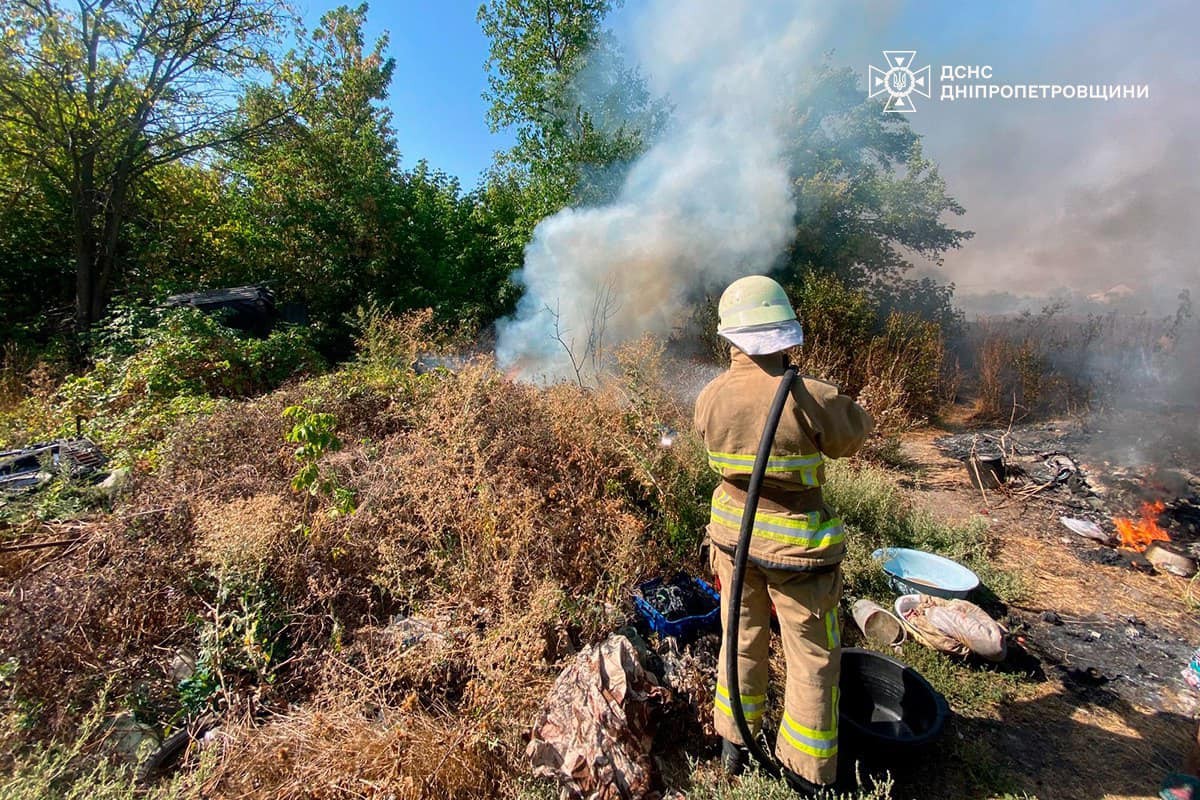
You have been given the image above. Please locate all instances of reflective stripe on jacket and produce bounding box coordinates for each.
[694,348,874,570]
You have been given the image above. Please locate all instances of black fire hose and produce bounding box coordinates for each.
[723,364,798,777]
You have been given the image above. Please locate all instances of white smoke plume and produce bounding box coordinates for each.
[495,1,829,380]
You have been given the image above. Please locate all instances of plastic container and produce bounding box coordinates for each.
[838,647,948,759]
[871,547,980,599]
[634,574,721,639]
[965,455,1006,490]
[852,599,905,647]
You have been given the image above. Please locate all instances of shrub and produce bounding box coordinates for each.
[0,691,213,800]
[0,307,325,467]
[2,314,717,797]
[787,277,949,431]
[790,272,877,357]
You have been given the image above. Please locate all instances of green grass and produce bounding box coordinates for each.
[825,460,1023,605]
[0,473,105,527]
[684,764,894,799]
[882,641,1026,717]
[0,696,213,800]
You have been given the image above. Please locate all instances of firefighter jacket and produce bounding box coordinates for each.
[694,349,874,571]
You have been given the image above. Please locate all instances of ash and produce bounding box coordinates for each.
[936,411,1200,551]
[1011,609,1199,716]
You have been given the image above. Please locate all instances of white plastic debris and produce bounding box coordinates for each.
[1060,516,1113,545]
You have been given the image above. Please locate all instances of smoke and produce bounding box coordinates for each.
[883,0,1200,312]
[494,0,830,380]
[493,0,1200,379]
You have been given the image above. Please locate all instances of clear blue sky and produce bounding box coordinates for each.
[300,1,515,189]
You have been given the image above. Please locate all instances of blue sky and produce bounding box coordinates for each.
[296,0,1197,301]
[299,1,514,187]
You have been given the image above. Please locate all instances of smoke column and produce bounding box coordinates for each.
[495,1,829,380]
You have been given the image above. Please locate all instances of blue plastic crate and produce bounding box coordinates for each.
[634,573,721,639]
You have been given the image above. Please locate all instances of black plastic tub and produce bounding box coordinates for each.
[838,648,948,760]
[965,454,1006,490]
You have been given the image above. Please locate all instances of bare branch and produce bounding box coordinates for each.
[546,300,586,388]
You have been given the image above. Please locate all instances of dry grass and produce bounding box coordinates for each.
[0,325,713,798]
[194,493,300,577]
[204,705,502,800]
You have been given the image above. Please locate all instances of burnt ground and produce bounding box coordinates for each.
[894,418,1200,800]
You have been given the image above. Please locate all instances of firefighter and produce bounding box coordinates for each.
[694,275,874,793]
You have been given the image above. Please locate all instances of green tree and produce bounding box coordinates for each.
[226,3,402,346]
[478,0,667,226]
[0,0,292,337]
[783,63,972,297]
[118,161,241,299]
[0,149,74,343]
[228,6,520,346]
[391,164,521,326]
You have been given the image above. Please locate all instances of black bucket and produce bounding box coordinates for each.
[965,455,1006,490]
[838,648,948,762]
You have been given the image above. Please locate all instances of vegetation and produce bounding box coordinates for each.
[0,0,292,334]
[0,1,1161,798]
[0,307,323,467]
[960,293,1194,420]
[0,309,1041,799]
[478,0,668,220]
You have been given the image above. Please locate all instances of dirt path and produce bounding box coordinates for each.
[895,425,1199,800]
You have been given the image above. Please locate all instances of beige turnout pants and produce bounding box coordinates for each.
[710,545,842,786]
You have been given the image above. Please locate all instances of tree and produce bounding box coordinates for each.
[477,0,667,224]
[0,146,74,342]
[225,4,404,349]
[782,64,972,295]
[227,6,520,347]
[0,0,292,337]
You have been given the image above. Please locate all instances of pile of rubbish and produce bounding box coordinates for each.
[641,576,716,622]
[858,549,1007,661]
[935,428,1100,514]
[937,422,1200,572]
[0,439,106,494]
[528,552,1010,799]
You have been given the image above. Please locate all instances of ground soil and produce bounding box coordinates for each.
[893,415,1200,800]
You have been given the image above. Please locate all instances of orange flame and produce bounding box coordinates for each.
[1113,501,1170,552]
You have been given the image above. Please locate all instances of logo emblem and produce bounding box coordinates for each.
[868,51,931,113]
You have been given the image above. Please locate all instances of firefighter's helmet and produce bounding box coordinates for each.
[716,276,804,355]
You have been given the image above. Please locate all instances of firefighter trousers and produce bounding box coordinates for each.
[710,545,842,786]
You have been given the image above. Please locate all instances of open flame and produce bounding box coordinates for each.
[1113,500,1170,552]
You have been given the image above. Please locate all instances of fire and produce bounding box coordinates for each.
[1113,501,1170,551]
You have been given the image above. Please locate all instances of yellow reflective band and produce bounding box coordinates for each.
[714,685,766,721]
[707,450,825,485]
[779,711,838,759]
[710,492,845,549]
[825,609,840,650]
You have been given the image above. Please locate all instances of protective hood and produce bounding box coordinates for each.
[719,319,804,355]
